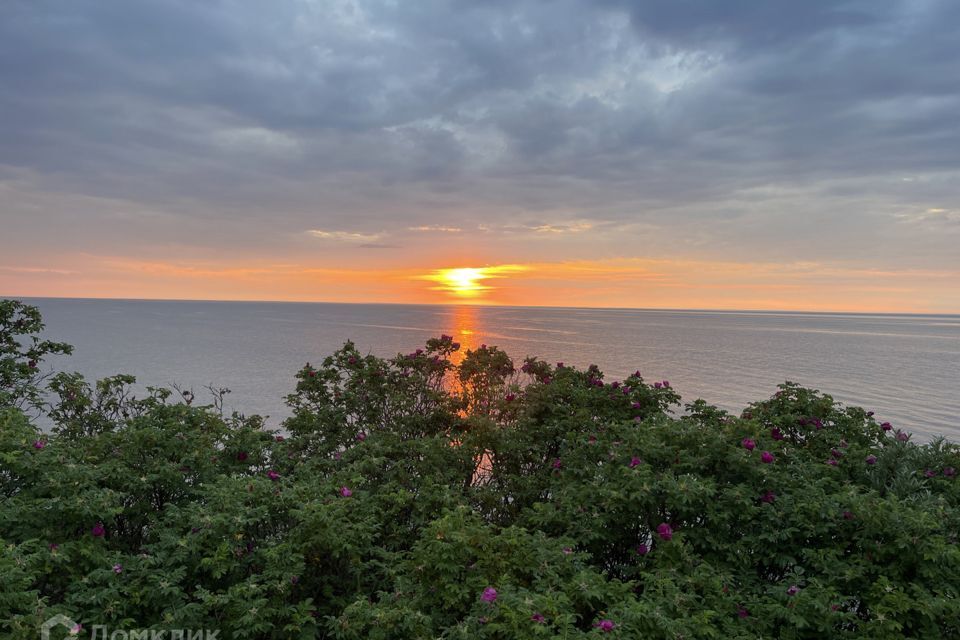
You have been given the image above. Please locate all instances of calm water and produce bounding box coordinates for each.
[21,298,960,440]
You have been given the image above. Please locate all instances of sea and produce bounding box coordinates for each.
[19,297,960,440]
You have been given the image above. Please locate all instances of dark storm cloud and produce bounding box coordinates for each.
[1,0,958,266]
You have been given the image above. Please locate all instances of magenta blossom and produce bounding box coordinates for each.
[33,440,46,450]
[355,432,366,442]
[787,585,800,596]
[770,428,784,441]
[339,486,352,497]
[881,422,893,431]
[895,430,910,442]
[760,451,775,464]
[562,546,573,555]
[737,606,750,618]
[266,470,280,481]
[924,469,937,478]
[594,619,616,632]
[275,435,285,442]
[628,456,642,468]
[531,613,546,624]
[944,467,957,478]
[741,438,756,451]
[49,543,59,552]
[636,543,649,555]
[866,455,877,465]
[662,380,670,388]
[552,458,562,470]
[843,510,855,520]
[236,451,248,462]
[91,522,106,537]
[113,563,123,574]
[481,587,498,603]
[760,490,776,504]
[505,393,516,402]
[657,522,673,541]
[653,382,662,389]
[826,459,838,466]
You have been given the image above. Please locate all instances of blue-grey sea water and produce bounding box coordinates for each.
[20,298,960,440]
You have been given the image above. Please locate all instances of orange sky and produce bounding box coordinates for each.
[3,253,958,313]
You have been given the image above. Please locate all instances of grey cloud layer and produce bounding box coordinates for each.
[1,0,958,265]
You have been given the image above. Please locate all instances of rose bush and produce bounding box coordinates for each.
[1,300,958,638]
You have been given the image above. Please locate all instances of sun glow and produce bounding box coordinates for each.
[421,265,526,301]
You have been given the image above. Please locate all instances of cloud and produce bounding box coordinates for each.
[306,230,384,243]
[408,225,463,233]
[1,0,958,305]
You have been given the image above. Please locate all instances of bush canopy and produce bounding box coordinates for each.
[1,299,958,639]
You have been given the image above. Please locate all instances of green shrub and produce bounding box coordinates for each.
[1,301,958,638]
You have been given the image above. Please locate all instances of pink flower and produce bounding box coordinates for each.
[826,459,838,466]
[562,547,573,555]
[741,438,756,451]
[70,624,83,635]
[113,563,123,574]
[275,435,285,442]
[895,430,910,442]
[628,456,642,468]
[531,613,546,624]
[48,543,59,552]
[91,522,106,537]
[653,382,662,389]
[737,606,750,618]
[770,428,784,441]
[236,451,248,461]
[552,458,562,469]
[631,402,642,410]
[636,543,649,555]
[662,380,670,388]
[842,510,855,520]
[339,486,352,497]
[33,440,46,450]
[787,585,800,596]
[594,619,616,632]
[881,422,893,431]
[355,432,366,442]
[944,467,956,478]
[760,451,774,464]
[657,522,673,541]
[760,490,776,504]
[267,470,280,481]
[505,393,516,402]
[924,469,936,478]
[481,587,498,603]
[865,455,877,465]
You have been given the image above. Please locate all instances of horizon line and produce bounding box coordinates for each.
[6,294,959,318]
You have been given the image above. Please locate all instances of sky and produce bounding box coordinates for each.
[1,0,959,312]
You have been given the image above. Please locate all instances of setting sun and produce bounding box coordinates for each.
[421,265,527,301]
[440,268,488,297]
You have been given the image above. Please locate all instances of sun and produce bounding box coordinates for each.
[440,268,488,297]
[420,265,527,301]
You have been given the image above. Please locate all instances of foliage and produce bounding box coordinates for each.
[1,300,958,638]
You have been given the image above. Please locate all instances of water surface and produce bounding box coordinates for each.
[23,298,960,439]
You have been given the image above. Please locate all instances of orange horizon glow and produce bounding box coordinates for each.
[2,254,960,314]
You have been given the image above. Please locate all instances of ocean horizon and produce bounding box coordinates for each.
[14,296,959,440]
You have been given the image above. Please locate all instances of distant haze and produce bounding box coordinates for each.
[2,1,959,311]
